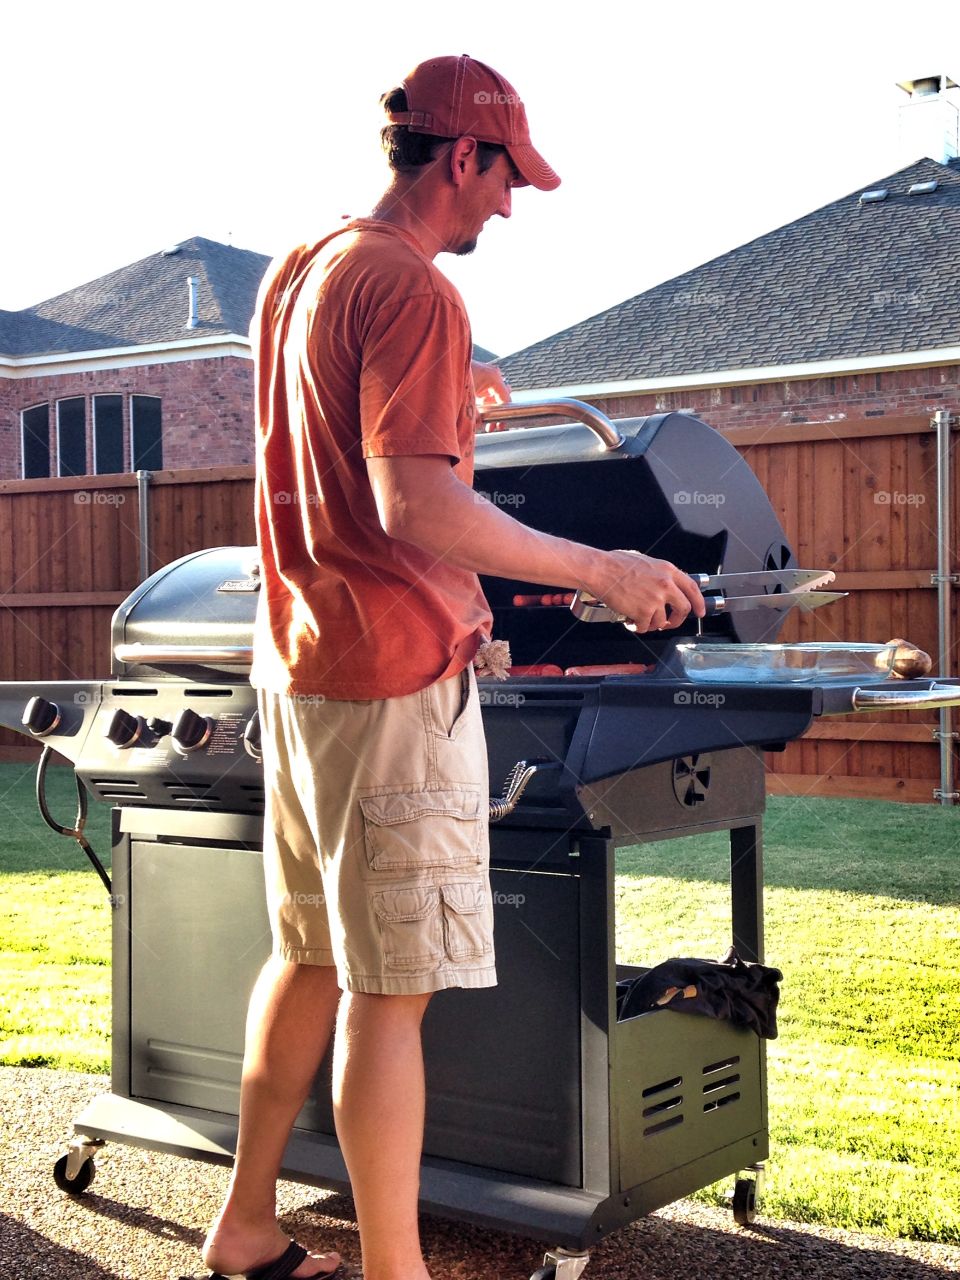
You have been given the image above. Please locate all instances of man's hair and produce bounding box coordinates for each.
[380,87,509,176]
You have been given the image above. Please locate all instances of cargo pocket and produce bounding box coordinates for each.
[359,788,483,874]
[440,881,492,962]
[372,884,443,974]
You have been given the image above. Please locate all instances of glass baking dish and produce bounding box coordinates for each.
[676,642,898,684]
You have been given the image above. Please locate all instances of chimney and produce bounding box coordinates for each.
[896,75,959,164]
[186,276,199,329]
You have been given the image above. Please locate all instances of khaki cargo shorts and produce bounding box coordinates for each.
[257,665,496,995]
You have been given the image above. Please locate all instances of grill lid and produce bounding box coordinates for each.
[112,546,259,678]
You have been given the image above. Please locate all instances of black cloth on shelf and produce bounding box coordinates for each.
[616,945,783,1039]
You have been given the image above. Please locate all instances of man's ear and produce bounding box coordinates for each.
[449,136,478,186]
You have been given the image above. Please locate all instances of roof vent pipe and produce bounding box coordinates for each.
[186,276,199,329]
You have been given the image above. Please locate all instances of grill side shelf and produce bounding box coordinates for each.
[578,682,818,784]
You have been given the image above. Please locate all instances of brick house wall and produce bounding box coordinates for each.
[570,364,960,431]
[0,355,254,479]
[0,376,14,478]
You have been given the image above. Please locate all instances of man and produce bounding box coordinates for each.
[198,55,703,1280]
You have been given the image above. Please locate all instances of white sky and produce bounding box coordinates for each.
[2,0,958,356]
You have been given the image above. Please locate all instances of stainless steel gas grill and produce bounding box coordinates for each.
[4,400,960,1280]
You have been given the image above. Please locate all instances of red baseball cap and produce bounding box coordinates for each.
[385,55,560,192]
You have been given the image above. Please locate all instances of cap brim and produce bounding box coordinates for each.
[506,141,560,192]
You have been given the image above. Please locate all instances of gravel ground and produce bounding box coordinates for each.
[2,1067,959,1280]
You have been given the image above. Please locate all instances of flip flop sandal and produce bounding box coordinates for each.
[184,1239,346,1280]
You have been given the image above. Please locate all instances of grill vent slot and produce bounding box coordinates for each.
[643,1113,684,1137]
[703,1092,741,1113]
[703,1055,740,1075]
[92,777,148,800]
[642,1094,682,1118]
[162,782,222,805]
[703,1073,741,1095]
[642,1075,682,1099]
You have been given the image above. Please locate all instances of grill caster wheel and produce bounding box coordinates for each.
[531,1247,590,1278]
[732,1176,758,1224]
[53,1153,95,1195]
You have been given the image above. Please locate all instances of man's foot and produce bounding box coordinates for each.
[200,1222,341,1279]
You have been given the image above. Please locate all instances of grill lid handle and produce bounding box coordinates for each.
[478,398,625,450]
[114,644,253,666]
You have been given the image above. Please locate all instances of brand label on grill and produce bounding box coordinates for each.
[217,578,261,593]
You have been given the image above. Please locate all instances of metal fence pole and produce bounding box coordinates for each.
[137,470,153,584]
[932,411,958,804]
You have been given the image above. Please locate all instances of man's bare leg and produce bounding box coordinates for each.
[202,957,343,1278]
[333,990,433,1280]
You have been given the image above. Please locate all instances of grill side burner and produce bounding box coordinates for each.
[6,401,960,1278]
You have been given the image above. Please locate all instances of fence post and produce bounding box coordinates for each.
[136,470,152,583]
[932,410,958,804]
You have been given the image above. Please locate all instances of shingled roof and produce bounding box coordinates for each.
[498,157,960,390]
[2,236,500,364]
[1,236,272,358]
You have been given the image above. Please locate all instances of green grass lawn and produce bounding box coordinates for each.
[2,762,959,1241]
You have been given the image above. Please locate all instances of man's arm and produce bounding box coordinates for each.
[366,454,704,633]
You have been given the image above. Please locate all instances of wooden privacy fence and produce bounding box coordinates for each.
[721,413,955,802]
[0,413,957,799]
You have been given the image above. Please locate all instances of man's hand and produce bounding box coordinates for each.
[586,549,704,634]
[471,359,511,407]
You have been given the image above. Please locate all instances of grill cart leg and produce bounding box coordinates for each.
[53,1136,104,1195]
[727,1161,765,1224]
[531,1247,591,1279]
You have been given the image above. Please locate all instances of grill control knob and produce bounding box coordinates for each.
[243,711,262,761]
[146,717,173,738]
[104,708,144,748]
[22,696,62,737]
[172,707,213,753]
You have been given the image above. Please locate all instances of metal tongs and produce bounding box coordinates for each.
[571,568,845,624]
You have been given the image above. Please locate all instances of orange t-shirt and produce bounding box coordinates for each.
[250,219,493,699]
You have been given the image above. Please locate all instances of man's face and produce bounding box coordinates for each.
[452,149,517,256]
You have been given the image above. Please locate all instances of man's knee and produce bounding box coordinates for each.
[343,988,433,1023]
